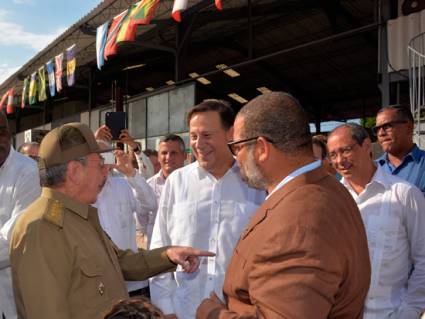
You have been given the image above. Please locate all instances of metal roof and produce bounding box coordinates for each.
[2,0,399,132]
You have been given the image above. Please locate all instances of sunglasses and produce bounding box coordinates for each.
[372,120,407,135]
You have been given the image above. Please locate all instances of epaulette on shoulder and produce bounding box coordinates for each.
[42,199,64,228]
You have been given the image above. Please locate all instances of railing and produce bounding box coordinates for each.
[408,32,425,147]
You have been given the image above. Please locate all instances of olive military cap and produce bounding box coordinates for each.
[38,122,113,169]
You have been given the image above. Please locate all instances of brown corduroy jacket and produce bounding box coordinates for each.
[197,167,371,319]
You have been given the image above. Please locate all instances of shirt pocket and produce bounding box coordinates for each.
[78,258,107,305]
[366,215,400,258]
[381,216,400,253]
[169,201,198,244]
[219,201,258,243]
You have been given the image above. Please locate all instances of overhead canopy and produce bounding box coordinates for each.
[1,0,398,132]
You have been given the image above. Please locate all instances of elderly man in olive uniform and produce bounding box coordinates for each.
[9,123,212,319]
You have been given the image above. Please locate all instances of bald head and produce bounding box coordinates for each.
[18,142,40,158]
[237,91,312,155]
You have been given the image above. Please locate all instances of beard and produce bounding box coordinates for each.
[239,147,268,190]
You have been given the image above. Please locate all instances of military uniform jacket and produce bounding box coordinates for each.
[197,167,371,319]
[10,188,176,319]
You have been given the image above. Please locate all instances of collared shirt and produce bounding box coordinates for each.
[267,160,322,198]
[377,144,425,196]
[94,172,157,292]
[0,147,40,318]
[145,170,166,246]
[10,188,175,319]
[342,166,425,319]
[149,161,266,319]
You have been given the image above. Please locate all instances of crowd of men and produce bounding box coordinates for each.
[0,92,424,319]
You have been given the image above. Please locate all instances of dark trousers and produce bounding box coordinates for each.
[129,286,150,298]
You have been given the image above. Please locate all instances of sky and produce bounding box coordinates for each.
[0,0,101,85]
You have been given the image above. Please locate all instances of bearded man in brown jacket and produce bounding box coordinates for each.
[197,92,371,319]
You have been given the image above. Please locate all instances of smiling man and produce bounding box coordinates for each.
[374,105,425,195]
[145,134,186,246]
[149,100,265,319]
[328,123,425,319]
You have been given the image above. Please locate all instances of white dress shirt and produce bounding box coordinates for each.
[145,170,166,246]
[267,159,321,198]
[0,147,40,318]
[149,161,266,319]
[94,172,157,292]
[342,166,425,319]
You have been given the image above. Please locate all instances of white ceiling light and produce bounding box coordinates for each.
[216,64,240,77]
[228,93,248,104]
[122,63,146,71]
[189,72,211,85]
[256,86,272,94]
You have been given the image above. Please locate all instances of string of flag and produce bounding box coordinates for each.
[0,44,75,114]
[1,0,224,114]
[96,0,222,69]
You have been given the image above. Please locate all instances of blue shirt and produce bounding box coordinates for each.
[376,144,425,196]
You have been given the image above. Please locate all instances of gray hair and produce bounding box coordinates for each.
[377,105,414,123]
[39,157,87,187]
[160,134,186,152]
[329,123,370,145]
[237,92,311,154]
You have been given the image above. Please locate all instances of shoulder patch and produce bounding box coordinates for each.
[43,199,64,227]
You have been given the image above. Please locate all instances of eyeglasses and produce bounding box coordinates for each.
[372,120,407,135]
[227,136,274,156]
[328,143,358,161]
[74,156,105,168]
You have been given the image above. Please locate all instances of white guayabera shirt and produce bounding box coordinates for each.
[342,166,425,319]
[150,161,266,319]
[94,172,157,292]
[0,147,41,319]
[145,170,166,247]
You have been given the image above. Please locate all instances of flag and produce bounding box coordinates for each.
[116,0,160,43]
[21,77,29,108]
[29,72,37,105]
[172,0,221,22]
[55,53,63,92]
[38,65,47,102]
[46,59,56,97]
[6,88,14,114]
[172,0,188,22]
[215,0,222,10]
[104,10,129,60]
[96,21,110,70]
[66,44,76,86]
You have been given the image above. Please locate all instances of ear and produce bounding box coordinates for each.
[362,137,372,154]
[226,126,234,142]
[256,137,270,163]
[66,161,83,186]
